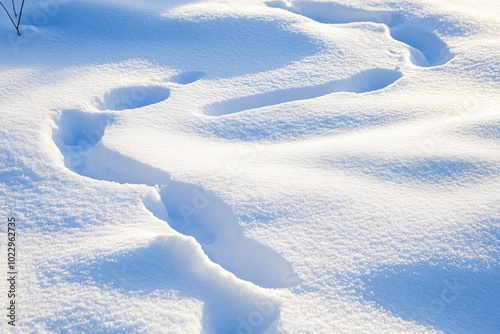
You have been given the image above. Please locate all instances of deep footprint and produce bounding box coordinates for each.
[390,27,452,67]
[53,109,169,185]
[204,68,402,116]
[266,0,452,67]
[158,181,299,288]
[52,107,298,289]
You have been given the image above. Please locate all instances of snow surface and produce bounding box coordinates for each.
[0,0,499,333]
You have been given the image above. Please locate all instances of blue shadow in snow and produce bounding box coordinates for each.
[8,2,323,78]
[464,122,500,141]
[0,149,37,188]
[358,264,500,334]
[324,157,499,184]
[42,307,142,334]
[266,0,474,66]
[194,113,406,142]
[61,237,280,334]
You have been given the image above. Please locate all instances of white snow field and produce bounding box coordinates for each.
[0,0,499,333]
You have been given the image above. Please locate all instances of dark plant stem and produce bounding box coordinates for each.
[11,0,16,17]
[16,0,25,35]
[0,1,18,30]
[0,0,25,35]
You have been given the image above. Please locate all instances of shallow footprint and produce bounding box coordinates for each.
[96,85,171,111]
[169,71,206,85]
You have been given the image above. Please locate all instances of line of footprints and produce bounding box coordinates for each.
[52,2,456,332]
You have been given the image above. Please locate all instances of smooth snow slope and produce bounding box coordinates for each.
[0,0,499,333]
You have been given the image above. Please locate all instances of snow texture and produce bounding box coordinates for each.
[0,0,499,333]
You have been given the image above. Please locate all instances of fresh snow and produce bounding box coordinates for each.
[0,0,499,333]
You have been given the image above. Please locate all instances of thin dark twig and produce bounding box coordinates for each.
[0,0,25,35]
[0,1,18,29]
[11,0,16,17]
[16,0,25,33]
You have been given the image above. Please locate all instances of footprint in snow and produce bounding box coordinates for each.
[204,68,402,116]
[96,85,171,111]
[266,0,453,67]
[169,70,206,85]
[93,71,206,111]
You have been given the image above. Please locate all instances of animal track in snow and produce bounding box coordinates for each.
[52,90,298,290]
[266,0,453,67]
[96,85,171,111]
[204,68,402,116]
